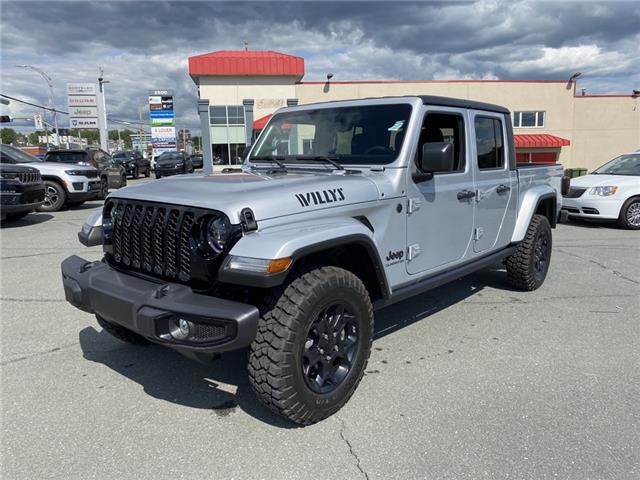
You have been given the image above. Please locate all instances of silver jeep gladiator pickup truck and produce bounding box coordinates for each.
[62,96,567,425]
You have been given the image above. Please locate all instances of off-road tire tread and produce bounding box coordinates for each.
[506,214,551,291]
[96,315,151,345]
[248,266,373,425]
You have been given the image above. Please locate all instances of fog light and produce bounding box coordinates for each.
[179,318,190,336]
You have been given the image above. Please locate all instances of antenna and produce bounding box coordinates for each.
[244,41,248,51]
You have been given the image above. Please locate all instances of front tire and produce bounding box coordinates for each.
[98,177,108,200]
[37,180,67,212]
[618,197,640,230]
[506,214,552,291]
[96,315,151,345]
[248,266,373,425]
[144,167,150,178]
[132,166,139,179]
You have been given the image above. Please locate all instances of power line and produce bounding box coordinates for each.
[0,93,151,129]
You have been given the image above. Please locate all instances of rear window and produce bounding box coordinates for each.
[45,152,88,164]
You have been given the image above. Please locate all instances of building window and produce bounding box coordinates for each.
[209,105,245,126]
[513,111,545,128]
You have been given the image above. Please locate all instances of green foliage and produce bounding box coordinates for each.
[1,127,18,144]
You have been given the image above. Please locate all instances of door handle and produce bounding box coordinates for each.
[497,184,511,194]
[457,189,476,201]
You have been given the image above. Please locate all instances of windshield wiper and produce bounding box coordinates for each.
[250,155,287,170]
[294,155,345,170]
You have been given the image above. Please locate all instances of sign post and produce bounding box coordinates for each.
[149,89,176,159]
[67,83,99,147]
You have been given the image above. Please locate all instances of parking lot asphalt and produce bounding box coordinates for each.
[1,178,639,480]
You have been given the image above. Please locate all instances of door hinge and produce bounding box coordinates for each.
[408,197,422,214]
[408,243,421,261]
[475,189,483,202]
[474,227,484,241]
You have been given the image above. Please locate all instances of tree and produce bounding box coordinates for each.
[1,127,18,145]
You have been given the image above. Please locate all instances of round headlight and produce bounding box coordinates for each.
[206,216,230,252]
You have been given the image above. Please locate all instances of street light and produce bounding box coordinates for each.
[16,64,59,146]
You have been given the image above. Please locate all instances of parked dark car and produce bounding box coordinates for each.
[44,148,126,198]
[113,150,151,178]
[155,151,193,179]
[189,153,203,169]
[0,161,45,221]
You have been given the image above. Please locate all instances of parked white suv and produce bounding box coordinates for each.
[562,152,640,229]
[0,144,100,212]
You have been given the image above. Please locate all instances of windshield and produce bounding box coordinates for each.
[0,144,43,163]
[45,151,88,164]
[158,152,182,162]
[249,104,412,166]
[593,153,640,176]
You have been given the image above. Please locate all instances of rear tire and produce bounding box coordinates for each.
[144,167,150,178]
[248,266,373,425]
[133,166,139,179]
[98,177,108,200]
[618,197,640,230]
[155,173,161,179]
[37,180,67,212]
[506,214,552,291]
[96,315,151,345]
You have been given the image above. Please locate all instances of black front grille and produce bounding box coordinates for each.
[104,199,237,288]
[18,170,41,184]
[83,170,98,179]
[191,323,227,342]
[564,187,587,198]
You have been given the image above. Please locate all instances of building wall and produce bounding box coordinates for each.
[197,75,298,121]
[571,96,640,169]
[195,75,639,171]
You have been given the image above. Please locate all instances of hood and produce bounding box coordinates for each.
[16,162,97,175]
[570,173,639,188]
[109,169,381,223]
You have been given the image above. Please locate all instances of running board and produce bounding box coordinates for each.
[376,246,517,309]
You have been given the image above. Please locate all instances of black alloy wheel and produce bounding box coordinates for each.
[533,233,550,280]
[302,302,359,394]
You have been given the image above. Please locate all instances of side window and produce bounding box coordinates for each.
[475,116,505,170]
[417,112,465,173]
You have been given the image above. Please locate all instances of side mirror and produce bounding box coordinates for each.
[420,142,454,173]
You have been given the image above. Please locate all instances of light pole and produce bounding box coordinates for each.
[16,64,59,146]
[97,67,110,151]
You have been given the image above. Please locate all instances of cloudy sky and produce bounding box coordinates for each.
[1,0,639,135]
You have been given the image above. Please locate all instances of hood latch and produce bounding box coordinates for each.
[240,207,258,233]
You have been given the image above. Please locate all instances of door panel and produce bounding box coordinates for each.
[406,107,475,275]
[471,113,512,253]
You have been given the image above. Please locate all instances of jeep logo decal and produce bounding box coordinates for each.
[295,188,345,207]
[386,250,404,262]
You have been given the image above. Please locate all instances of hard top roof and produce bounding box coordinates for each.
[418,95,510,114]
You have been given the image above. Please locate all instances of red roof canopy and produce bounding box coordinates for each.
[514,134,570,149]
[253,114,272,130]
[189,50,304,78]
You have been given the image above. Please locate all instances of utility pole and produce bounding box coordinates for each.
[16,65,59,147]
[97,67,109,151]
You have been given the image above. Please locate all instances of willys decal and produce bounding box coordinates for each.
[295,188,345,207]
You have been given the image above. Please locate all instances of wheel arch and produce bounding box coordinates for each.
[221,218,390,303]
[511,186,557,243]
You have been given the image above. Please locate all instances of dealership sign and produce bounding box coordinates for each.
[68,106,98,117]
[149,90,176,155]
[67,83,99,129]
[69,118,99,128]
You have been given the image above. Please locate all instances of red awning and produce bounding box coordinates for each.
[253,114,272,130]
[514,134,570,149]
[188,50,304,78]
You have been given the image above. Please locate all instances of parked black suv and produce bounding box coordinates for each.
[0,162,45,221]
[113,150,151,178]
[44,148,127,198]
[155,151,194,179]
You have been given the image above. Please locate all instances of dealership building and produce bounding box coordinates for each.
[188,50,639,170]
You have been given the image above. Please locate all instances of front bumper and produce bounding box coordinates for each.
[66,176,101,199]
[561,196,622,220]
[61,255,260,358]
[1,182,45,212]
[155,165,185,176]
